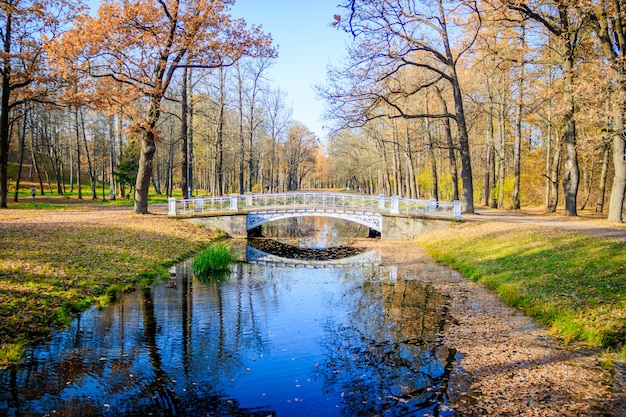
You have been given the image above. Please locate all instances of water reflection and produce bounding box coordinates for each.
[0,249,457,417]
[258,217,371,248]
[245,239,382,268]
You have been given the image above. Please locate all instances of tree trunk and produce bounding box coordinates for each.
[579,155,594,211]
[497,100,506,208]
[75,108,83,200]
[548,137,562,212]
[28,133,42,195]
[545,119,552,209]
[134,96,160,214]
[135,130,156,214]
[79,109,97,199]
[435,87,459,201]
[512,25,526,210]
[404,121,417,199]
[13,105,26,202]
[562,53,579,216]
[425,113,439,201]
[217,67,225,196]
[108,116,117,198]
[237,65,245,195]
[596,142,610,212]
[607,110,626,222]
[0,11,13,208]
[484,98,495,206]
[438,0,474,213]
[188,67,194,196]
[489,142,497,208]
[391,136,402,196]
[181,66,189,199]
[451,79,474,212]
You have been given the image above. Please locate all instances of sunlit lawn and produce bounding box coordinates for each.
[0,201,217,365]
[417,222,626,360]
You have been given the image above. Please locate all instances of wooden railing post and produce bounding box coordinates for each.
[453,200,462,220]
[168,197,177,216]
[230,195,238,211]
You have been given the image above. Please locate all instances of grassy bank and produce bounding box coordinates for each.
[0,207,218,365]
[417,222,626,359]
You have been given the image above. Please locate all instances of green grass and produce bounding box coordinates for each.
[11,175,181,209]
[417,222,626,353]
[192,243,235,279]
[9,201,78,210]
[0,208,219,362]
[0,341,25,367]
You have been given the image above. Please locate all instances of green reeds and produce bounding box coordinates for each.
[0,342,25,367]
[192,243,234,278]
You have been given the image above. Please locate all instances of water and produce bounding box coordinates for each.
[0,219,458,417]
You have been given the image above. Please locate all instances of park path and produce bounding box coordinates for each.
[463,207,626,240]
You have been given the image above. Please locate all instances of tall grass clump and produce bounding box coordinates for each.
[0,342,25,367]
[192,243,234,277]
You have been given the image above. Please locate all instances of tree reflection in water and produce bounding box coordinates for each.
[317,277,456,416]
[0,251,457,417]
[259,216,370,248]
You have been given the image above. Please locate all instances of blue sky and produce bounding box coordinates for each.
[86,1,347,139]
[230,0,348,139]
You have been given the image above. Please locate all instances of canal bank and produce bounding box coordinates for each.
[355,239,624,416]
[0,203,623,415]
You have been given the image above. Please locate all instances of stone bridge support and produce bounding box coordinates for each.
[380,215,457,240]
[184,214,248,238]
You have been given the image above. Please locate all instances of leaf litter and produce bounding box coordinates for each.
[355,239,625,416]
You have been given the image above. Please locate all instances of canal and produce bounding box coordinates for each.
[0,218,458,416]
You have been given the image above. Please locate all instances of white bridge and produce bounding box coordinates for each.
[168,192,462,239]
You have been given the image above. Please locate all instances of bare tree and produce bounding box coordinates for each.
[324,0,480,212]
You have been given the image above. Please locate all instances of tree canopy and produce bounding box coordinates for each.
[46,0,275,213]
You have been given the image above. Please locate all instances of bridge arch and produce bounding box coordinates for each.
[170,192,461,239]
[246,211,383,232]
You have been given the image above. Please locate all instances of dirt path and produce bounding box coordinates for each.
[463,207,626,240]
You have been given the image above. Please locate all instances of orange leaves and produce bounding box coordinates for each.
[47,0,275,103]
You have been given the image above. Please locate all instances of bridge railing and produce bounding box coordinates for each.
[168,192,462,220]
[244,192,388,212]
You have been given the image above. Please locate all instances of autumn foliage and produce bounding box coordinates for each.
[46,0,275,213]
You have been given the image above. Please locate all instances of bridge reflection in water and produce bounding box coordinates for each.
[0,246,457,417]
[245,238,383,269]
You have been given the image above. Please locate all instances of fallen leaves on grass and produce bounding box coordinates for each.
[0,208,217,346]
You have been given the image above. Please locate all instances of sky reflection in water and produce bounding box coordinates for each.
[1,219,457,416]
